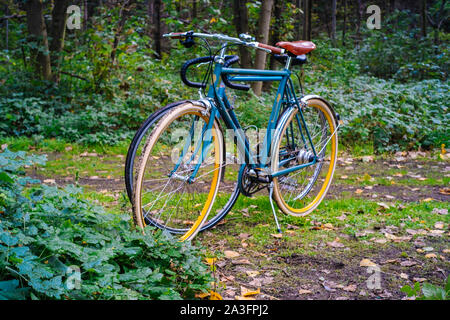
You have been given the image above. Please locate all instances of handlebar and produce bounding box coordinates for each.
[180,55,250,91]
[163,31,285,55]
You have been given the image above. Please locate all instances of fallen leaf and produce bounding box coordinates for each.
[343,284,357,292]
[377,202,390,210]
[421,198,435,202]
[245,271,260,277]
[425,253,437,259]
[400,273,409,279]
[381,259,399,265]
[432,208,448,215]
[400,260,417,267]
[434,222,444,229]
[413,277,427,283]
[361,155,374,163]
[232,258,251,265]
[205,258,217,265]
[271,233,282,238]
[224,250,240,259]
[355,189,364,194]
[323,223,334,230]
[43,179,56,184]
[241,286,260,297]
[298,289,312,295]
[438,188,450,195]
[195,292,210,299]
[209,291,223,300]
[327,238,345,248]
[360,259,377,267]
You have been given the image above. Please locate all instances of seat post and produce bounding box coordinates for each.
[284,56,292,70]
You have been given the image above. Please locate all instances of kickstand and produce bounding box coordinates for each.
[268,182,282,234]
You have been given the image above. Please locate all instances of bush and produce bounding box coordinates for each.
[357,11,448,81]
[310,76,449,153]
[0,149,212,300]
[401,276,450,300]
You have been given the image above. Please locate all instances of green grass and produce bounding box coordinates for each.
[1,137,128,179]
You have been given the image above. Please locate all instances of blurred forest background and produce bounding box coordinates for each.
[0,0,448,152]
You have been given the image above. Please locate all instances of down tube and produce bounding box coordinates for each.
[259,74,290,167]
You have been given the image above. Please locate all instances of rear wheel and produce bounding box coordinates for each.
[271,98,338,216]
[125,101,188,202]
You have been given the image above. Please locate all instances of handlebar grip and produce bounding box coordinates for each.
[180,56,214,88]
[221,56,250,91]
[257,43,284,54]
[167,32,185,39]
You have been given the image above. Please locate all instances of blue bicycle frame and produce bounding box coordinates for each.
[172,48,319,183]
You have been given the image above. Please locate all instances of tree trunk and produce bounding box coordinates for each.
[150,0,163,58]
[5,4,9,51]
[355,0,363,49]
[342,0,347,46]
[252,0,274,96]
[83,0,88,31]
[263,0,283,92]
[232,0,252,69]
[294,0,301,40]
[49,0,70,82]
[25,0,52,81]
[420,0,427,38]
[192,0,197,20]
[331,0,337,46]
[302,0,312,41]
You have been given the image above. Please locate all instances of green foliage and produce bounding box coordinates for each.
[304,39,449,152]
[401,276,450,300]
[311,76,449,152]
[0,3,448,153]
[358,11,448,81]
[0,149,212,300]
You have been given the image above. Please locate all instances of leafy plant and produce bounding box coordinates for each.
[0,149,212,300]
[401,276,450,300]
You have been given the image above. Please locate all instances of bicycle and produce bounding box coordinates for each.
[130,31,340,241]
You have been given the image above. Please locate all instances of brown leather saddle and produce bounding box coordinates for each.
[276,41,316,56]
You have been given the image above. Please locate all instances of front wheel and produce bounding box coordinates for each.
[271,98,338,216]
[132,102,225,241]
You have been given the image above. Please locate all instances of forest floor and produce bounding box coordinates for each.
[6,137,448,300]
